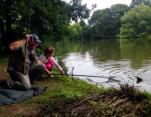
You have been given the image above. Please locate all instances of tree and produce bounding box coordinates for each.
[89,4,129,39]
[30,0,70,41]
[0,0,71,50]
[79,20,86,27]
[120,3,151,39]
[69,0,90,23]
[89,8,111,39]
[110,4,129,36]
[0,0,27,49]
[130,0,151,7]
[0,0,91,52]
[67,23,82,40]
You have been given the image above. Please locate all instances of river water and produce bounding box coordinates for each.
[56,39,151,92]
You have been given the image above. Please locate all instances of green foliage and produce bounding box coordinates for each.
[120,3,151,39]
[0,0,90,52]
[69,0,90,23]
[89,4,129,39]
[30,0,70,41]
[0,0,71,46]
[131,0,151,7]
[79,20,86,27]
[81,25,92,40]
[67,23,82,40]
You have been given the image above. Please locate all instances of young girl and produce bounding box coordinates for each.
[39,46,64,77]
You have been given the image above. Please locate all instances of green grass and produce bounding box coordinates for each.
[33,76,103,104]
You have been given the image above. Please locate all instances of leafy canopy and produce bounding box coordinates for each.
[120,3,151,39]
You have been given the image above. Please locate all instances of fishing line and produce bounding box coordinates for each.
[26,0,31,33]
[24,0,31,74]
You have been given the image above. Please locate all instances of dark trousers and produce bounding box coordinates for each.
[7,71,31,90]
[7,64,45,90]
[29,64,45,82]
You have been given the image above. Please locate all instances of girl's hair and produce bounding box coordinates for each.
[44,46,55,56]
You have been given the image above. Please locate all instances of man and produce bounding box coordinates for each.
[6,33,42,90]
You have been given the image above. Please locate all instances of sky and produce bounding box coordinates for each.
[64,0,131,10]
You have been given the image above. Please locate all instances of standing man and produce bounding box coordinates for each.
[7,33,42,90]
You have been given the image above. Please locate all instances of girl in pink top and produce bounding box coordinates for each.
[39,47,64,77]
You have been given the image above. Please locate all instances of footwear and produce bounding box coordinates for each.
[50,75,54,78]
[0,80,8,88]
[30,80,38,84]
[31,86,47,96]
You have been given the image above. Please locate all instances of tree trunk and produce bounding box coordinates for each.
[4,0,12,51]
[5,0,12,38]
[0,19,5,40]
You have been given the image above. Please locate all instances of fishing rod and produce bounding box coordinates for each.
[52,73,115,79]
[24,0,31,74]
[52,73,143,83]
[51,73,121,83]
[27,0,31,33]
[53,66,115,79]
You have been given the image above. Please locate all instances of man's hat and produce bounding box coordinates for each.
[31,33,41,44]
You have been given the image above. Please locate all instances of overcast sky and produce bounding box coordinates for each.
[64,0,131,10]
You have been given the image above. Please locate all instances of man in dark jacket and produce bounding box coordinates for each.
[6,33,43,90]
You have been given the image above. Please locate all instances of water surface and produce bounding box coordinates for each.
[56,39,151,92]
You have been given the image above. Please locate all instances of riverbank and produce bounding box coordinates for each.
[1,58,151,116]
[0,76,151,117]
[39,83,151,117]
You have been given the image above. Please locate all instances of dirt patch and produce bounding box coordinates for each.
[0,70,6,80]
[0,104,44,117]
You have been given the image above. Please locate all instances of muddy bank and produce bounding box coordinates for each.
[38,84,151,117]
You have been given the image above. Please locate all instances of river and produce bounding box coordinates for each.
[55,39,151,92]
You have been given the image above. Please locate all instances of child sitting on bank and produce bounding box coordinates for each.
[39,46,65,77]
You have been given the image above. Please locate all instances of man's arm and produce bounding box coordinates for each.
[9,35,30,51]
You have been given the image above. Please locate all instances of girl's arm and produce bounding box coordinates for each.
[44,66,52,76]
[53,58,65,74]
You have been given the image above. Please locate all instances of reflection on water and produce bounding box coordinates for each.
[56,39,151,92]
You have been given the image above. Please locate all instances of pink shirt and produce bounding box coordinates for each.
[39,55,63,71]
[45,57,55,70]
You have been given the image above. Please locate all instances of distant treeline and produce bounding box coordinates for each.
[68,0,151,41]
